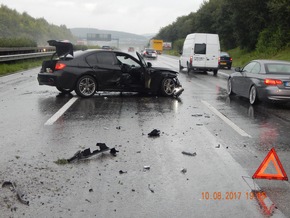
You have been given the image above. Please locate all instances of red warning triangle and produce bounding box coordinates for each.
[252,148,288,181]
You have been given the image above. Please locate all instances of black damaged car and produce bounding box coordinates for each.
[37,40,184,98]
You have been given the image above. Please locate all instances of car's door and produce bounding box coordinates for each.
[116,53,144,87]
[234,62,256,96]
[86,51,122,88]
[242,62,261,97]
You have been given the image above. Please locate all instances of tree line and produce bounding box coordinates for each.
[0,4,75,47]
[155,0,290,54]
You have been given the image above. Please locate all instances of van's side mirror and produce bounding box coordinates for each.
[147,62,152,68]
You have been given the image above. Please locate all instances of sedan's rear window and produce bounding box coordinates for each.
[265,63,290,74]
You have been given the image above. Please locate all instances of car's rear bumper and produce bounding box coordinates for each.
[259,86,290,102]
[37,73,58,86]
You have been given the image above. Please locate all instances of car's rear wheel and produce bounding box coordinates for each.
[249,85,259,105]
[213,69,218,76]
[160,78,175,96]
[227,78,235,96]
[75,75,97,98]
[56,87,74,94]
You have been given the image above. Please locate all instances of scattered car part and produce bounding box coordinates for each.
[181,168,187,174]
[67,143,118,162]
[2,181,29,205]
[148,184,154,193]
[182,151,197,156]
[148,129,160,137]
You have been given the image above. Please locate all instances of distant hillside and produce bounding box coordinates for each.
[0,5,75,46]
[70,28,151,49]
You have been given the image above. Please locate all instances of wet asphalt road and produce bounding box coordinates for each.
[0,55,290,218]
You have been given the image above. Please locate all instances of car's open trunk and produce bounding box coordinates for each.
[40,60,58,73]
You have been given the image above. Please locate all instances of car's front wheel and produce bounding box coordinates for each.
[227,78,235,96]
[56,86,74,94]
[75,75,97,98]
[160,77,176,96]
[249,85,259,105]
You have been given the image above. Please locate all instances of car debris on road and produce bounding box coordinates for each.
[67,143,119,163]
[182,151,197,156]
[148,129,160,137]
[2,181,29,205]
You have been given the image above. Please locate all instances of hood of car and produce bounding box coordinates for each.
[151,67,178,74]
[47,40,74,57]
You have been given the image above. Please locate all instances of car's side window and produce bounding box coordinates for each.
[96,52,118,65]
[86,52,119,68]
[116,55,140,67]
[242,62,256,73]
[250,63,261,74]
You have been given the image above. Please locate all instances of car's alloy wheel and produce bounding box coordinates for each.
[249,85,258,105]
[56,86,74,94]
[227,78,234,96]
[75,75,97,98]
[161,78,175,96]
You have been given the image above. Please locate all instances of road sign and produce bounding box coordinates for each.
[252,148,288,180]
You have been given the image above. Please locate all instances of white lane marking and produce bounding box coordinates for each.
[201,100,252,138]
[44,97,78,125]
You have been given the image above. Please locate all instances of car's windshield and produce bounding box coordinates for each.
[265,63,290,74]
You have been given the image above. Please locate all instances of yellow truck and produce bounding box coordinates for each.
[150,39,163,54]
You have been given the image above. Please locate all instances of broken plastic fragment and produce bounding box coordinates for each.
[182,151,197,156]
[148,129,160,137]
[143,166,150,170]
[67,143,116,162]
[2,181,29,205]
[119,170,127,174]
[181,168,187,174]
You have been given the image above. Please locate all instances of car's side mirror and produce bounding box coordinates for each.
[147,62,152,68]
[235,67,242,72]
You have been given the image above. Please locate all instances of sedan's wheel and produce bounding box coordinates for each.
[75,75,97,98]
[227,78,235,96]
[56,86,74,94]
[161,78,176,96]
[249,85,259,105]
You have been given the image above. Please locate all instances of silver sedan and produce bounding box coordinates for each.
[227,60,290,104]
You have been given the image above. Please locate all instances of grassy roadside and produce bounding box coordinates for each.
[228,46,290,67]
[164,46,290,67]
[0,58,44,77]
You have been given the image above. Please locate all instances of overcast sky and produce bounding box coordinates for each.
[1,0,204,35]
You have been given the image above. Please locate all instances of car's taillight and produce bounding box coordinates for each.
[190,56,193,65]
[55,62,66,70]
[230,58,232,61]
[264,78,283,86]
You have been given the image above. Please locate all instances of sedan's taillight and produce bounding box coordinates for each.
[55,62,66,70]
[264,78,283,86]
[230,58,233,61]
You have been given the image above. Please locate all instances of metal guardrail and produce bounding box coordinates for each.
[0,52,54,62]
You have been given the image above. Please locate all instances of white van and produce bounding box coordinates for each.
[179,33,220,75]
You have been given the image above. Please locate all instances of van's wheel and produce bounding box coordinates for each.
[160,77,175,96]
[179,61,184,72]
[56,87,74,94]
[187,63,191,74]
[75,75,97,98]
[249,85,259,105]
[213,69,218,76]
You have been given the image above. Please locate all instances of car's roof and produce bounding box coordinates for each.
[252,59,290,64]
